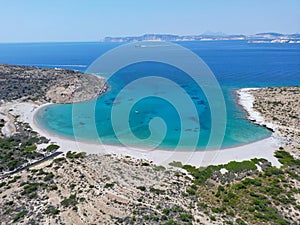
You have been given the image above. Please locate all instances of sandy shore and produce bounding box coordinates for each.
[237,88,278,132]
[1,92,281,168]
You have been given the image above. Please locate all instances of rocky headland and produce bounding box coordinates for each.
[0,64,108,176]
[251,87,300,158]
[238,87,300,159]
[0,64,108,104]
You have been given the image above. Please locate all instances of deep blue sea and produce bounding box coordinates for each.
[0,41,299,150]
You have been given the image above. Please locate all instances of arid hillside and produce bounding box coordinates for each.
[0,64,107,104]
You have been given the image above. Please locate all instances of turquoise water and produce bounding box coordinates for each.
[1,41,299,150]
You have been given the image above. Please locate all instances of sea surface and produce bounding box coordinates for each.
[0,41,299,150]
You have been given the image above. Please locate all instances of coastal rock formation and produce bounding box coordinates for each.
[251,87,300,158]
[0,64,107,104]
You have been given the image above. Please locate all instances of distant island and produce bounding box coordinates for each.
[102,32,300,43]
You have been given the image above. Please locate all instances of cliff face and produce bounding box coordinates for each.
[0,64,108,104]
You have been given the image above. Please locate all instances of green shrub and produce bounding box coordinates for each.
[182,164,222,185]
[236,218,247,225]
[46,144,60,151]
[231,182,247,191]
[169,161,183,168]
[153,165,166,171]
[186,188,196,195]
[264,167,283,177]
[218,185,225,192]
[161,215,168,220]
[13,210,27,222]
[163,219,179,225]
[210,215,216,221]
[50,185,58,191]
[61,194,77,207]
[66,151,86,159]
[172,205,184,212]
[179,213,193,222]
[274,151,300,166]
[248,206,255,212]
[25,145,37,151]
[21,183,39,195]
[104,183,115,188]
[28,193,37,199]
[44,172,54,181]
[227,191,238,200]
[44,206,60,215]
[53,157,65,163]
[0,182,7,188]
[224,160,257,172]
[242,178,262,186]
[163,208,170,215]
[137,186,146,191]
[251,158,268,164]
[212,206,226,213]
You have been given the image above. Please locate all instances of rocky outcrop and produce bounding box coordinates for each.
[251,87,300,158]
[0,64,108,104]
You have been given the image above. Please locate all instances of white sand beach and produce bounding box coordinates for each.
[236,88,278,131]
[1,88,281,168]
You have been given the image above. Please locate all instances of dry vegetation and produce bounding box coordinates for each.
[0,150,299,225]
[252,86,300,158]
[0,64,107,104]
[0,153,212,224]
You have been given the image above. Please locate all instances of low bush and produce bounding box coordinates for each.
[224,160,257,172]
[46,144,60,152]
[66,151,86,159]
[61,194,77,207]
[274,151,300,166]
[13,210,27,222]
[169,161,183,168]
[137,186,146,191]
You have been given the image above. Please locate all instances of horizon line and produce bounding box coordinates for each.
[1,31,300,44]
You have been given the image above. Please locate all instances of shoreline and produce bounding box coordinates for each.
[31,86,275,152]
[2,87,281,167]
[236,88,277,131]
[33,102,273,152]
[236,88,285,143]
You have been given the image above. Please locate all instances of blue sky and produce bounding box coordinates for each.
[0,0,299,42]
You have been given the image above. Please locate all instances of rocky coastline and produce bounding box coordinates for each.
[0,64,108,104]
[238,87,300,159]
[0,64,108,176]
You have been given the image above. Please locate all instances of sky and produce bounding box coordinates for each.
[0,0,299,42]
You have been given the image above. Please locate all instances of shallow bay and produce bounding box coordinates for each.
[1,41,299,150]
